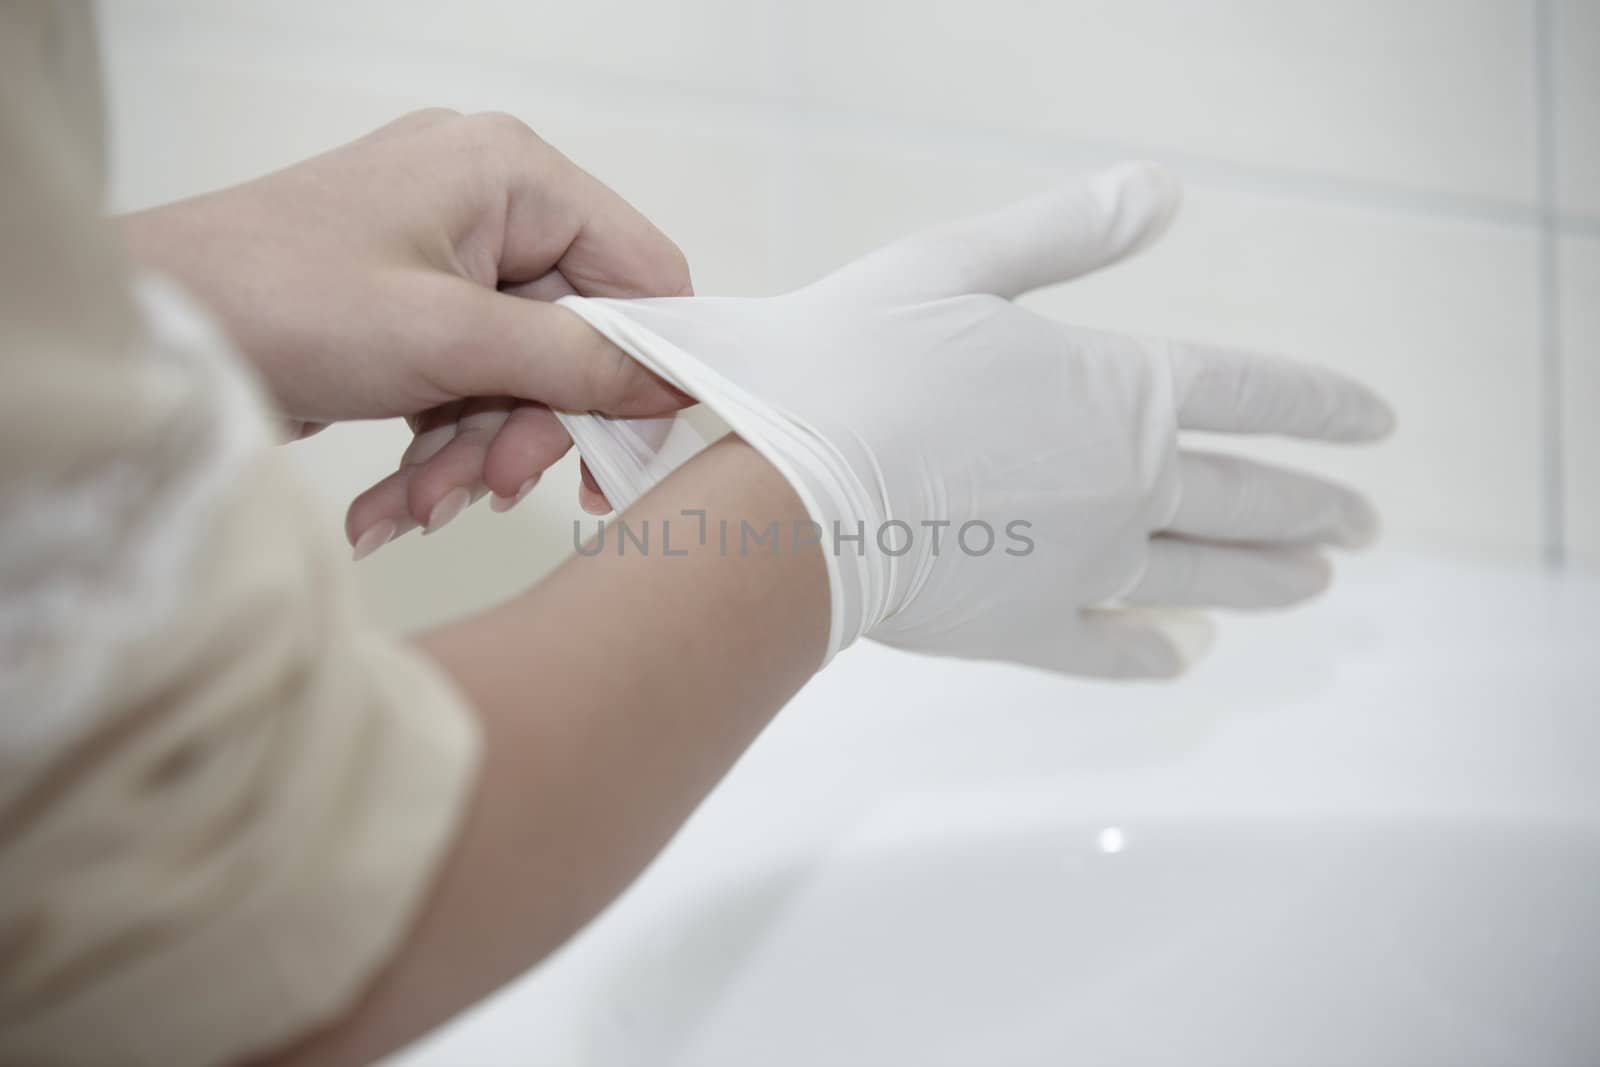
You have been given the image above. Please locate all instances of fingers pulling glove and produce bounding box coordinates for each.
[557,163,1394,679]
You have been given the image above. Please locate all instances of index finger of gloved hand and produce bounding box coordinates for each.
[1167,339,1396,442]
[828,161,1181,302]
[432,278,693,418]
[1123,538,1332,611]
[1168,450,1380,548]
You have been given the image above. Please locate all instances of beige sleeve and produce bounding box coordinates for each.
[0,6,482,1065]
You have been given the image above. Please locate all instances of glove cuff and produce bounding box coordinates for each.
[553,295,886,666]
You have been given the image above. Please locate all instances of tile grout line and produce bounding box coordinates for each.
[1535,0,1566,570]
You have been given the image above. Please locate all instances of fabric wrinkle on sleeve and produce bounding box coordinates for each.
[1,11,483,1060]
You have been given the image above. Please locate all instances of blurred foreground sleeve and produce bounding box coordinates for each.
[0,6,481,1064]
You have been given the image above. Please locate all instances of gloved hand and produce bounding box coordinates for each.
[557,163,1394,679]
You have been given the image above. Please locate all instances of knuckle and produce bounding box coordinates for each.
[465,110,543,151]
[370,108,461,140]
[458,112,556,185]
[407,106,462,127]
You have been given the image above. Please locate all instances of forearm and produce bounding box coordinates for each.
[268,435,827,1066]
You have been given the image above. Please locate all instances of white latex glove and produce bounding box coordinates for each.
[557,163,1393,679]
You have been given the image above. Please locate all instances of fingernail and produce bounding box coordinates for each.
[490,477,539,513]
[352,519,396,561]
[424,487,472,534]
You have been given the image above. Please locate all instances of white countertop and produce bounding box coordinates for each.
[387,552,1600,1066]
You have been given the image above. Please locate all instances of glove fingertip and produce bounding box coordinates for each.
[1125,608,1216,678]
[1338,494,1383,550]
[1094,160,1185,261]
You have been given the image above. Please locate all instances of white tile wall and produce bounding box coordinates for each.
[1562,236,1600,568]
[98,0,782,99]
[103,47,788,300]
[105,60,436,207]
[95,0,1598,629]
[775,0,1538,204]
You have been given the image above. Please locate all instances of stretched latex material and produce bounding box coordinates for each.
[557,163,1392,678]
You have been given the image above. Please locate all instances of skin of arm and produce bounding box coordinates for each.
[115,108,822,1062]
[262,434,828,1067]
